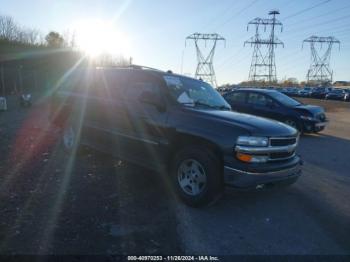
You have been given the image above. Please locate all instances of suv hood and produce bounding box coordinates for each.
[185,108,297,137]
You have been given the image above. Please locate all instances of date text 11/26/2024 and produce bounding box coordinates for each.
[127,256,220,261]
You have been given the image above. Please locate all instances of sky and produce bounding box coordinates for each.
[1,0,349,85]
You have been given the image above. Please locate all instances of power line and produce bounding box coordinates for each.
[283,0,331,21]
[198,0,262,72]
[275,13,350,44]
[285,3,350,27]
[285,14,350,33]
[213,0,260,31]
[199,2,240,32]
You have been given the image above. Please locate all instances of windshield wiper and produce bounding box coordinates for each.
[181,101,230,110]
[194,101,216,108]
[180,101,212,107]
[213,105,231,110]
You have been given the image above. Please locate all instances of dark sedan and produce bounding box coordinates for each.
[325,89,349,101]
[283,87,300,97]
[310,87,333,99]
[223,88,328,133]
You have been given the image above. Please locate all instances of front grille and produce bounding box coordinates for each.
[270,151,295,160]
[270,137,296,146]
[268,136,298,161]
[235,136,299,163]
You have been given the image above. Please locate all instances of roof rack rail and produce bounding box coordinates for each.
[95,64,165,72]
[127,64,164,72]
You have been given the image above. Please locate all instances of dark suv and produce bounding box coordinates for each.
[51,66,302,206]
[224,89,327,133]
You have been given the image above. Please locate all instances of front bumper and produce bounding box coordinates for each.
[301,119,328,132]
[326,95,346,100]
[223,160,302,188]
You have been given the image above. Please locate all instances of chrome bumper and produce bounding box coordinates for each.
[315,121,327,127]
[223,162,302,188]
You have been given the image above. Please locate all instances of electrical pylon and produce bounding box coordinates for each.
[302,36,340,84]
[244,10,284,83]
[186,33,225,87]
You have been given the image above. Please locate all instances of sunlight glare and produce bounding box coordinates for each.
[74,19,130,58]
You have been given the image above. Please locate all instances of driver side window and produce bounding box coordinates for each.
[247,93,273,107]
[226,92,246,103]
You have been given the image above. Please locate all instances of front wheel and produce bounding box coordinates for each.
[172,146,223,207]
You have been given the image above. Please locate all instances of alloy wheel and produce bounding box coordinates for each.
[177,159,207,196]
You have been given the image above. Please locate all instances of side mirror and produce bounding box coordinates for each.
[139,90,165,112]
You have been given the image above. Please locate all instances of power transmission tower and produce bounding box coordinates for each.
[302,36,340,85]
[244,10,284,83]
[186,33,225,87]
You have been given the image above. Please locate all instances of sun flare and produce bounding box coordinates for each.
[74,19,130,58]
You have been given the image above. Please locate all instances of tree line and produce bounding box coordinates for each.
[0,14,128,96]
[0,14,76,48]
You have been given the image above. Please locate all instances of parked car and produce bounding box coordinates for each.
[275,87,285,93]
[283,87,299,97]
[345,89,350,101]
[325,89,349,101]
[298,87,313,97]
[51,66,302,207]
[223,88,328,133]
[310,87,333,99]
[19,92,32,107]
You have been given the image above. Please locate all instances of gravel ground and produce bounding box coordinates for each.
[0,95,349,255]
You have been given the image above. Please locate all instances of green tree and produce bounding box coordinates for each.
[45,31,64,48]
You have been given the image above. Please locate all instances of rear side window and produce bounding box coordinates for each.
[91,69,128,98]
[226,92,246,103]
[124,72,161,102]
[247,93,272,106]
[58,69,93,94]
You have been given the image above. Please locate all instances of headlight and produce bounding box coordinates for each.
[236,153,269,163]
[300,115,314,121]
[236,136,268,147]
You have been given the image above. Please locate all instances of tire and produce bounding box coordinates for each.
[171,146,223,207]
[284,119,302,132]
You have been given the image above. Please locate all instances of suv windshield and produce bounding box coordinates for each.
[269,91,301,107]
[163,75,231,110]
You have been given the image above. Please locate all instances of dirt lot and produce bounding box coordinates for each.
[0,95,349,255]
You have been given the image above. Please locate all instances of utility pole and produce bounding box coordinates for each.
[302,36,340,85]
[186,33,225,87]
[0,64,7,111]
[18,65,23,91]
[1,64,5,96]
[244,10,284,83]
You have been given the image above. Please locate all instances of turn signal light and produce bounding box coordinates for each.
[236,153,253,162]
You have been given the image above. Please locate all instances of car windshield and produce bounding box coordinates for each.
[269,91,301,107]
[163,75,231,110]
